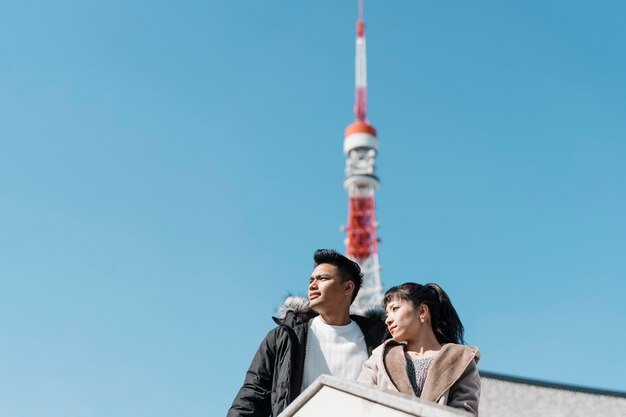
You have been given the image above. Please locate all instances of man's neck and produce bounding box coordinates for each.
[316,309,351,326]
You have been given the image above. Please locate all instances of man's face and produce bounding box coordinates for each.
[308,263,352,313]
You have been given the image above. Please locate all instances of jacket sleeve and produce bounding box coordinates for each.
[357,351,379,385]
[446,360,481,416]
[227,328,278,417]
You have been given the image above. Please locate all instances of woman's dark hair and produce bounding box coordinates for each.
[314,249,363,302]
[383,282,465,345]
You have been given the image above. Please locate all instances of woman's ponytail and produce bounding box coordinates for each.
[426,283,465,345]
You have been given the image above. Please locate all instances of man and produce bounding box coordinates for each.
[227,249,388,417]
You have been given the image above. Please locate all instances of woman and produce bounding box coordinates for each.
[358,283,480,415]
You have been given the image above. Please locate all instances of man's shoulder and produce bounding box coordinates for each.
[262,296,316,344]
[350,306,386,329]
[349,307,390,350]
[259,322,304,351]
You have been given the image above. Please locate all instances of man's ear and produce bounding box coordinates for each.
[344,280,355,296]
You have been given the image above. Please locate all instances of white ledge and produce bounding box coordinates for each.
[278,375,471,417]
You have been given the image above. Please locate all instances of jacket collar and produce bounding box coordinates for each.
[381,340,414,395]
[272,296,386,328]
[380,339,480,401]
[421,343,479,402]
[273,296,316,327]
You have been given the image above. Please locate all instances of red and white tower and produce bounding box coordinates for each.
[343,0,383,308]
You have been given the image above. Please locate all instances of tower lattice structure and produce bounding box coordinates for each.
[343,0,383,309]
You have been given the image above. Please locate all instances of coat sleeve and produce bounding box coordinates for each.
[227,328,279,417]
[446,359,481,416]
[357,350,379,385]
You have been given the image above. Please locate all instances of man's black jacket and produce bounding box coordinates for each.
[227,298,388,417]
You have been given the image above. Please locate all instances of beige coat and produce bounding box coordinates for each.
[357,340,481,416]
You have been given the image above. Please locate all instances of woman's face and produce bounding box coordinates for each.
[384,297,424,342]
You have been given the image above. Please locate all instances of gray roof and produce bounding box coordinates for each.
[480,371,626,417]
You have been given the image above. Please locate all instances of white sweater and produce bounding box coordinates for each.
[300,316,368,390]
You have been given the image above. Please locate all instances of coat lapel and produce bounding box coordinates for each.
[382,341,415,395]
[421,344,478,402]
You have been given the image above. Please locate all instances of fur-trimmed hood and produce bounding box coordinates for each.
[273,295,386,328]
[273,296,316,327]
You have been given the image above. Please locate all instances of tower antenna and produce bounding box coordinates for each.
[343,0,383,309]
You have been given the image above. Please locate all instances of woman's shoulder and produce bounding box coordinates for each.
[442,343,478,353]
[440,343,480,364]
[370,339,404,355]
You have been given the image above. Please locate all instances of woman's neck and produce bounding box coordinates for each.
[405,330,442,356]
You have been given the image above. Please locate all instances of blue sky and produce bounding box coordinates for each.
[1,1,625,416]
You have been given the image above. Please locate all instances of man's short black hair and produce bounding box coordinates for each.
[313,249,363,303]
